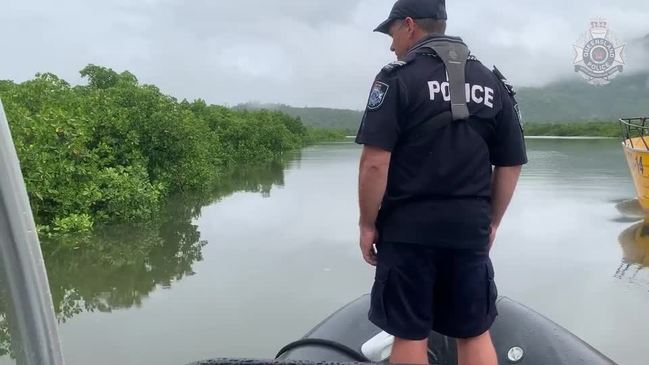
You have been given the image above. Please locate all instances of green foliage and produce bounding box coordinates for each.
[79,64,138,90]
[304,127,348,143]
[91,166,162,222]
[213,109,305,165]
[51,214,94,235]
[523,121,620,137]
[0,65,325,235]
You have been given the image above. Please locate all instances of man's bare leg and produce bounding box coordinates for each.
[457,331,498,365]
[389,337,428,365]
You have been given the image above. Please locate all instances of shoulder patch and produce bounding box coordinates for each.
[493,66,524,127]
[367,81,389,110]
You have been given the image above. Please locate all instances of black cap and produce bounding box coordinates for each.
[374,0,447,34]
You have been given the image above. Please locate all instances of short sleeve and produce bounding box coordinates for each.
[355,74,403,152]
[490,83,528,166]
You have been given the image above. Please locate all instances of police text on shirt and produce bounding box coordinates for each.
[428,81,494,108]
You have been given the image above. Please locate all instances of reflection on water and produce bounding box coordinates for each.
[615,199,649,283]
[0,155,296,362]
[616,220,649,280]
[615,199,649,285]
[615,199,645,220]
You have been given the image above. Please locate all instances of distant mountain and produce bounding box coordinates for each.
[517,71,649,122]
[234,103,362,132]
[237,70,649,128]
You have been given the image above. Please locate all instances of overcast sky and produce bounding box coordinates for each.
[1,0,648,110]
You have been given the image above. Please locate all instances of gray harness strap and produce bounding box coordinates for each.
[413,37,471,121]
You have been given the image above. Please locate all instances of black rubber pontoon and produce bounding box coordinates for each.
[190,294,615,365]
[278,294,615,364]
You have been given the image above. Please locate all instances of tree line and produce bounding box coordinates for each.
[523,121,621,137]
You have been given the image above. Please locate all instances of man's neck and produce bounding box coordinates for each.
[410,33,431,49]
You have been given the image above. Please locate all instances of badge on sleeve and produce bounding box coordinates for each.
[367,81,389,110]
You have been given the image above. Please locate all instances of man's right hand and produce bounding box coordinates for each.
[359,225,378,266]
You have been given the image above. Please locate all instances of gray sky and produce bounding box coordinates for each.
[1,0,648,110]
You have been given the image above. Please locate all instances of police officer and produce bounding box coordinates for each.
[356,0,527,364]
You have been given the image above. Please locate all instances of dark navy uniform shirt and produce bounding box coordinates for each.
[356,41,528,249]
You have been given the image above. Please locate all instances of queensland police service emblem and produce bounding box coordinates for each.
[573,19,625,86]
[367,81,389,110]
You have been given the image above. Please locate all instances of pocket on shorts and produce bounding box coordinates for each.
[486,260,498,316]
[369,265,391,324]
